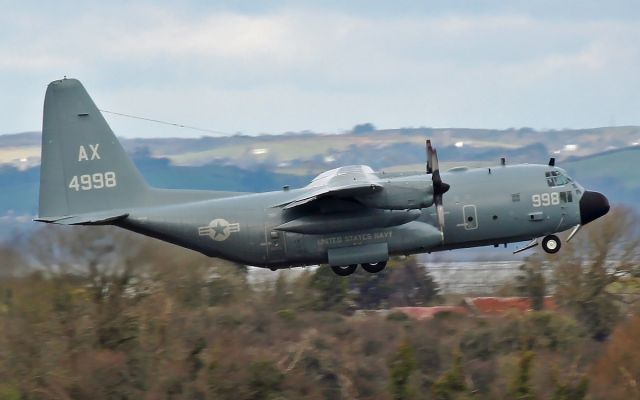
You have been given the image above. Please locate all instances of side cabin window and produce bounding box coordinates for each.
[545,171,570,187]
[559,191,573,203]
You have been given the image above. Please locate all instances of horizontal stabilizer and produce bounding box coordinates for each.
[34,212,129,225]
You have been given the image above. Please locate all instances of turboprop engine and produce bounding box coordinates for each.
[356,177,434,210]
[275,208,422,234]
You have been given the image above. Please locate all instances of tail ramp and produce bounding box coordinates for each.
[37,78,151,223]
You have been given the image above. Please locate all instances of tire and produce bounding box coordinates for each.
[542,235,561,254]
[361,261,387,273]
[331,264,358,276]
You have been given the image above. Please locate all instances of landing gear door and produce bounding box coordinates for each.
[462,205,478,230]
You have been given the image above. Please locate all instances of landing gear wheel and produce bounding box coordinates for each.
[361,261,387,274]
[542,235,561,254]
[331,264,358,276]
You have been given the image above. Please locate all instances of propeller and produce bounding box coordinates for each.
[426,140,450,231]
[426,140,434,174]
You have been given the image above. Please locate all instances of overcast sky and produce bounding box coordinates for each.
[1,1,639,137]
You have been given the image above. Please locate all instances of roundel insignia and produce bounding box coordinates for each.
[198,218,240,241]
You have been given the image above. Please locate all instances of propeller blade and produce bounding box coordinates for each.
[436,196,445,230]
[426,140,450,232]
[426,139,433,174]
[432,148,440,175]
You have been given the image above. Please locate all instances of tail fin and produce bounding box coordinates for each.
[38,78,150,219]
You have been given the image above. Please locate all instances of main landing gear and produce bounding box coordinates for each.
[331,261,388,276]
[361,262,387,273]
[331,264,358,276]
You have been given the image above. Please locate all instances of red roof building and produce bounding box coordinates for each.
[464,296,556,315]
[356,297,557,321]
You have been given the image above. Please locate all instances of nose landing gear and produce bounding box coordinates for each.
[513,234,562,254]
[541,234,561,254]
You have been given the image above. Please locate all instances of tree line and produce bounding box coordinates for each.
[0,208,639,399]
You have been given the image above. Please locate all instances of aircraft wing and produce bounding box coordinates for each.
[274,165,382,209]
[275,183,383,209]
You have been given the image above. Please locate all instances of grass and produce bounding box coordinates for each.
[166,133,529,166]
[168,135,363,165]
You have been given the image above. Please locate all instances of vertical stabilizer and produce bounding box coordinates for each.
[38,78,150,218]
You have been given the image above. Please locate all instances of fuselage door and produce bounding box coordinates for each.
[266,229,287,262]
[462,205,478,230]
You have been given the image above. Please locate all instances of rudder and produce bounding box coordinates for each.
[38,78,150,219]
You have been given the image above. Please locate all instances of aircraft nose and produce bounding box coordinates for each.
[579,191,610,225]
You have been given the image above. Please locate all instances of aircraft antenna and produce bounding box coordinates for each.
[99,109,232,136]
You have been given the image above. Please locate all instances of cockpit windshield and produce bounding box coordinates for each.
[545,171,571,187]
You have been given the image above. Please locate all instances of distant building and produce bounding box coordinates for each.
[463,296,556,315]
[391,306,468,320]
[354,297,556,321]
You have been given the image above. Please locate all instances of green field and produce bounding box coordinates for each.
[167,133,428,165]
[564,148,640,189]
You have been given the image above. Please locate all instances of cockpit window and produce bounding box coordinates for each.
[545,171,571,187]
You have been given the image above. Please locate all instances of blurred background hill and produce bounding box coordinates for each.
[2,125,639,239]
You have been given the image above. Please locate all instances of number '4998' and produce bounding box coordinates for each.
[68,171,117,191]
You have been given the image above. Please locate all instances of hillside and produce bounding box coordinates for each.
[1,128,638,239]
[2,126,639,169]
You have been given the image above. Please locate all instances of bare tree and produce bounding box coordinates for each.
[551,207,640,340]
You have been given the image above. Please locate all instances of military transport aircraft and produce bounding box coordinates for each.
[35,78,610,276]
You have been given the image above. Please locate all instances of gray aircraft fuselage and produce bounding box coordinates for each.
[36,78,611,274]
[119,165,588,268]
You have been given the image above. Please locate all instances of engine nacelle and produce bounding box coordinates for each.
[357,176,433,210]
[275,208,422,234]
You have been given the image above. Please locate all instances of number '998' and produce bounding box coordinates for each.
[68,172,117,191]
[532,192,559,207]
